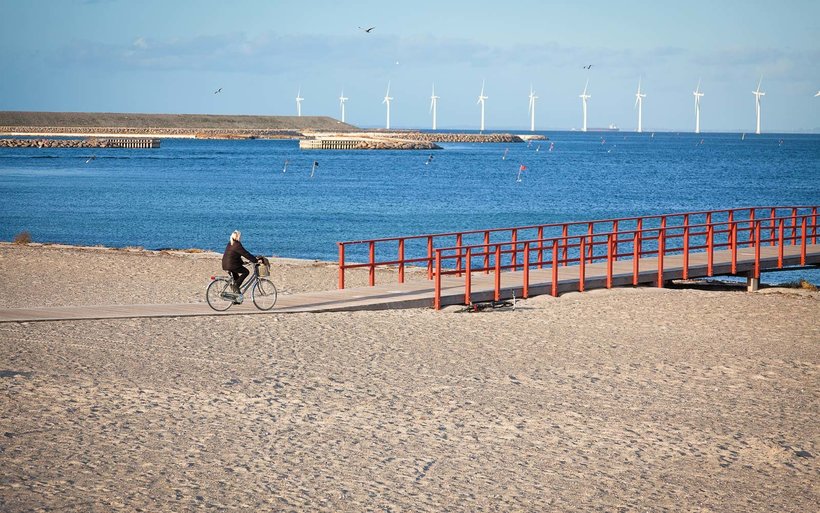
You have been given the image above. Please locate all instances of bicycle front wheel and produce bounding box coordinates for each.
[206,278,234,311]
[252,278,278,310]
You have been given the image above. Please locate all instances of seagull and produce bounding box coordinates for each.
[214,87,222,94]
[85,155,96,163]
[815,91,820,97]
[425,154,434,165]
[358,26,375,33]
[583,64,593,70]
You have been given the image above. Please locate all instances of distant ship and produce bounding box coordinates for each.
[586,123,620,132]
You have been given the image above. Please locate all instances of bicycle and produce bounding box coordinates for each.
[206,260,278,311]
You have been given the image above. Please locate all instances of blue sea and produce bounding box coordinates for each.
[1,131,818,284]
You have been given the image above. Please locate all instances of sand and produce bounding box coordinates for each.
[0,243,817,512]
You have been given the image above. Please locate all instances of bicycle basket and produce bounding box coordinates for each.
[257,257,271,277]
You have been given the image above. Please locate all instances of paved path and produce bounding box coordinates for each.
[0,244,816,323]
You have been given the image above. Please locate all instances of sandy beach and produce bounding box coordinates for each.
[0,243,817,512]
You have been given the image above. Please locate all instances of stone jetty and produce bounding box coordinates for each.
[0,138,160,148]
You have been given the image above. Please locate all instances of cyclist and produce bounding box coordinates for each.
[222,230,262,297]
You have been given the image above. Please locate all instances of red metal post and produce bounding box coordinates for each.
[791,207,798,245]
[754,222,761,278]
[812,207,817,244]
[434,249,442,310]
[523,242,530,298]
[707,224,714,276]
[551,240,559,297]
[561,225,568,265]
[657,228,665,287]
[683,225,690,280]
[483,231,490,274]
[606,234,613,289]
[511,229,518,271]
[612,220,619,261]
[636,218,643,258]
[731,223,737,275]
[801,217,807,266]
[587,223,594,260]
[769,208,776,246]
[455,233,463,277]
[537,226,544,269]
[427,236,434,280]
[369,241,376,286]
[494,245,501,301]
[579,237,586,292]
[338,243,346,290]
[398,238,405,284]
[778,219,784,268]
[465,247,472,305]
[748,209,756,243]
[632,231,640,286]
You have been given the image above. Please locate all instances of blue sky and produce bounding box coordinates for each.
[2,0,819,132]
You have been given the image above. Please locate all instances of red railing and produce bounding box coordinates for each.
[336,206,818,290]
[430,212,817,309]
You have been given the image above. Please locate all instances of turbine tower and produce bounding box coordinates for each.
[430,84,439,131]
[579,80,591,132]
[383,82,393,130]
[634,78,646,133]
[753,77,765,135]
[477,80,488,132]
[338,91,348,123]
[528,85,538,132]
[295,88,304,117]
[693,80,704,134]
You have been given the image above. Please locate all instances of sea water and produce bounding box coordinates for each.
[1,131,818,284]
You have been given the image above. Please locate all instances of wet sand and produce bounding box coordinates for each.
[0,243,817,512]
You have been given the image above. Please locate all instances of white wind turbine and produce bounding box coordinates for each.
[753,77,765,135]
[339,90,348,123]
[477,80,488,132]
[383,82,393,129]
[693,80,704,134]
[430,84,440,130]
[634,78,646,133]
[579,80,591,132]
[528,85,538,132]
[295,87,304,117]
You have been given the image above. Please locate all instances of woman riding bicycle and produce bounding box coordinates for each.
[222,230,262,295]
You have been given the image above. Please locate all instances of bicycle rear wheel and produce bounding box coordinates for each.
[206,278,234,311]
[252,278,278,310]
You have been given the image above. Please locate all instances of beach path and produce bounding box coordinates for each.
[1,244,816,322]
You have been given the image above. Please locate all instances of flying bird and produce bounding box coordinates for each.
[815,91,820,97]
[583,64,593,70]
[358,26,375,33]
[214,87,222,94]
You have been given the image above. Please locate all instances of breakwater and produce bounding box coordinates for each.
[0,138,160,148]
[374,132,548,143]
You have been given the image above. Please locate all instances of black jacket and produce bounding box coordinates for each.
[222,241,255,271]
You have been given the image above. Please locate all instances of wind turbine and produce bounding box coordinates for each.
[339,90,348,123]
[295,88,304,117]
[579,80,591,132]
[753,77,765,135]
[430,84,439,130]
[477,80,488,132]
[383,82,393,129]
[634,78,646,133]
[693,80,704,134]
[528,85,538,132]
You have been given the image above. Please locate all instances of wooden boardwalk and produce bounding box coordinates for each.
[0,244,817,323]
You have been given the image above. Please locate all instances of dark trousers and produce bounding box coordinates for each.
[228,267,249,292]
